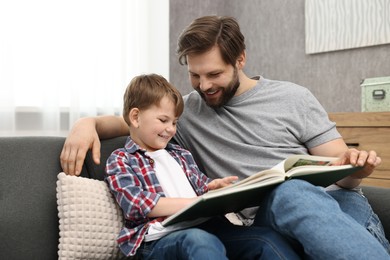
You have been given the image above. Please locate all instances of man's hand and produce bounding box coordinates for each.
[309,139,382,188]
[335,148,381,189]
[60,118,101,176]
[207,176,239,190]
[337,148,381,179]
[60,115,129,175]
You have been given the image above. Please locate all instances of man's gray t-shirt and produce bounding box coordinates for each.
[173,76,341,180]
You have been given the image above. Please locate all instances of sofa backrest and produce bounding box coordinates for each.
[81,136,128,180]
[0,136,127,260]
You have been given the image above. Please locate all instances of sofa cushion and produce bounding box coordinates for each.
[56,172,123,259]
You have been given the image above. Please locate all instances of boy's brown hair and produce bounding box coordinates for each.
[122,74,184,126]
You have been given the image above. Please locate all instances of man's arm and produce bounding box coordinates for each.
[309,138,381,189]
[60,115,128,175]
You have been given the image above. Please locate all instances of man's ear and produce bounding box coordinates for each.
[129,108,140,128]
[236,50,246,70]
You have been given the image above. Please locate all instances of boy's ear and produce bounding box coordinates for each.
[129,108,140,128]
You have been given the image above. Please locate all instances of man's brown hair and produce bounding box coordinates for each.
[177,16,245,66]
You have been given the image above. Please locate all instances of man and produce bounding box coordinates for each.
[61,16,390,258]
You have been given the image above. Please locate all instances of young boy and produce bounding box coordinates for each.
[105,74,300,259]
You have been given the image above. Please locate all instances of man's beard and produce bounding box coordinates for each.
[197,68,240,108]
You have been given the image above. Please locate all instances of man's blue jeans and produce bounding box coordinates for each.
[136,216,301,259]
[254,179,390,259]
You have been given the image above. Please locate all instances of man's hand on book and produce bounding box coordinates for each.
[207,176,239,190]
[334,148,381,189]
[337,148,382,179]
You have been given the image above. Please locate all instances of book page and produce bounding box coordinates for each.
[283,155,339,172]
[207,168,283,194]
[286,163,354,177]
[207,155,341,194]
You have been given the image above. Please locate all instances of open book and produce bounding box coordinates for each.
[162,154,361,227]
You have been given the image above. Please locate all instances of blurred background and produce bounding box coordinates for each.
[1,0,389,136]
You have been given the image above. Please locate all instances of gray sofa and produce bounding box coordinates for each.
[1,136,389,259]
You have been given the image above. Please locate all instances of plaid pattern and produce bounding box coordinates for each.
[105,137,211,256]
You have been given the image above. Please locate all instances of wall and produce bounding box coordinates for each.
[169,0,390,112]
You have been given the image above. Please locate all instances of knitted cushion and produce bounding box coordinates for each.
[56,172,123,259]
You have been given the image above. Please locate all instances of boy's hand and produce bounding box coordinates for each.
[207,176,239,190]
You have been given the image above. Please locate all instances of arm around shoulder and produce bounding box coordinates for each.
[95,115,129,139]
[60,115,128,175]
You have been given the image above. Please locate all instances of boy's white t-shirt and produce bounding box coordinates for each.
[146,149,196,198]
[144,149,207,242]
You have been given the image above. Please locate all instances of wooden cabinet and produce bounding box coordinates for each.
[328,112,390,188]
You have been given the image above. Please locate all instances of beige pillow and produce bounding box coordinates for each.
[56,172,124,259]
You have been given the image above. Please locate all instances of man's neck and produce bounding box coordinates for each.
[236,72,258,96]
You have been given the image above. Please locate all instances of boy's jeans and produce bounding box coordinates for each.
[137,216,301,260]
[254,179,390,259]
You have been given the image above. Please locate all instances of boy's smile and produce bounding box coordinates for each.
[131,96,178,152]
